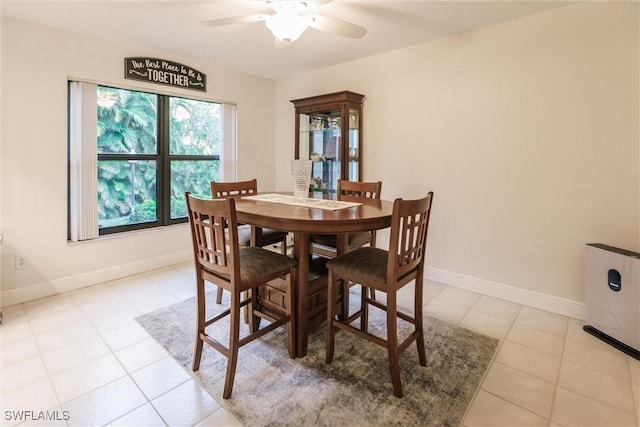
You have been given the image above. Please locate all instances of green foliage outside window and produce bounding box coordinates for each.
[97,86,220,230]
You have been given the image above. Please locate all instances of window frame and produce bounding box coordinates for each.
[69,80,231,239]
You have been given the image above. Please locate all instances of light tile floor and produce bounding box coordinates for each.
[1,262,638,426]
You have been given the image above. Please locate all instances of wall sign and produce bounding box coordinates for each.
[124,57,206,92]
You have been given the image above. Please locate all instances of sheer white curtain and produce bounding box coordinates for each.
[220,103,237,182]
[68,81,99,242]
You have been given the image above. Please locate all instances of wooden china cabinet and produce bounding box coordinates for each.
[291,91,365,199]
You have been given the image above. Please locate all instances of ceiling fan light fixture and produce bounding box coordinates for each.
[265,10,309,43]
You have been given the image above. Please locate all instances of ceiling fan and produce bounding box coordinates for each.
[201,0,367,44]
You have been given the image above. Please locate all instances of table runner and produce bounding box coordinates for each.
[243,193,361,211]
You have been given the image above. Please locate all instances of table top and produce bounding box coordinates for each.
[234,193,394,234]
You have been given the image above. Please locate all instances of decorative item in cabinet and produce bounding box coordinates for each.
[291,91,364,199]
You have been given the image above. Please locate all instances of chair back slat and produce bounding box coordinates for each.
[211,179,258,199]
[337,180,382,201]
[388,193,433,283]
[186,192,239,279]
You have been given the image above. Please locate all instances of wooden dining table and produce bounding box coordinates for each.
[234,193,394,357]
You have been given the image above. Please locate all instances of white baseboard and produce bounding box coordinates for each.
[425,266,585,320]
[2,255,585,321]
[1,250,192,308]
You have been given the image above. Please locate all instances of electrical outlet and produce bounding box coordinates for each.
[15,256,26,270]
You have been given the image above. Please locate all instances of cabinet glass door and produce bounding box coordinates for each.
[348,108,360,182]
[299,110,341,198]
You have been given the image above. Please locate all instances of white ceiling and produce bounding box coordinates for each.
[1,0,576,80]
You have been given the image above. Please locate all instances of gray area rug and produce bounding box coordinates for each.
[136,291,498,427]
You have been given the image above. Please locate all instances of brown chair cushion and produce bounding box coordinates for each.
[209,247,296,286]
[237,225,288,247]
[311,231,372,248]
[326,247,388,284]
[348,231,374,247]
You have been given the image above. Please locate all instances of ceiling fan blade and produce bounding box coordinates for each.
[201,14,269,27]
[307,14,367,39]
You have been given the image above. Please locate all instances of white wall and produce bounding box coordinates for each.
[275,2,639,316]
[3,2,638,316]
[1,17,277,306]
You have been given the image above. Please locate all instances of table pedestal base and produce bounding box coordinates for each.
[257,255,343,358]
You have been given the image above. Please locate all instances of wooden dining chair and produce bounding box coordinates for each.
[325,192,434,398]
[311,179,382,315]
[186,192,297,399]
[310,179,382,258]
[211,179,289,304]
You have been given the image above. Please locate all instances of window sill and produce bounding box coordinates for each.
[67,222,188,246]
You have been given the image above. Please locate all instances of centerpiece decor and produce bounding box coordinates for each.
[291,159,312,199]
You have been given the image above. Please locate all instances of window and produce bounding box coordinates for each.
[69,82,237,240]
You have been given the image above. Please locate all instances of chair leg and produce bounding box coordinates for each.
[360,284,368,333]
[243,290,250,325]
[415,277,427,366]
[247,287,258,333]
[340,279,349,321]
[193,275,205,371]
[216,286,224,304]
[223,291,241,399]
[369,238,377,301]
[386,292,403,398]
[285,268,295,359]
[193,337,204,372]
[326,270,336,364]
